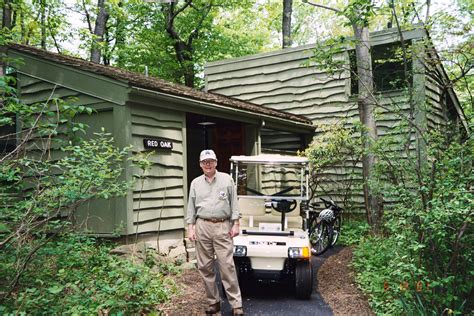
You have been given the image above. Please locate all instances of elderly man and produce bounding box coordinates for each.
[186,149,244,315]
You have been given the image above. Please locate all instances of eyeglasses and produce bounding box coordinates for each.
[200,160,216,165]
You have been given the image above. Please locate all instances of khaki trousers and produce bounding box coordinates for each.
[195,218,242,309]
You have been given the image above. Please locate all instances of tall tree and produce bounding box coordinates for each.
[90,0,109,63]
[304,0,383,229]
[39,0,46,49]
[2,0,12,30]
[111,0,270,88]
[282,0,293,48]
[162,0,212,88]
[1,0,13,77]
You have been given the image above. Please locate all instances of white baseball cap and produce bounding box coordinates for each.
[199,149,217,161]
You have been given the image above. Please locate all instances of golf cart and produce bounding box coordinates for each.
[230,155,313,299]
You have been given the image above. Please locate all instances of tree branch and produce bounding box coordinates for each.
[165,0,192,39]
[187,3,212,46]
[303,0,341,14]
[82,0,93,33]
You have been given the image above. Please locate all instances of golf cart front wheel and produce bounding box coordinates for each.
[295,260,313,299]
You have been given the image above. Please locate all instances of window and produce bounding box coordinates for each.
[350,41,412,95]
[0,70,18,154]
[0,115,17,154]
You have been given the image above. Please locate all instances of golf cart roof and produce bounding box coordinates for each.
[230,155,309,164]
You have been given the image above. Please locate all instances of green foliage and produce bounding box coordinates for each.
[352,131,473,314]
[302,121,363,209]
[0,234,176,314]
[3,0,72,48]
[338,219,370,246]
[307,36,351,76]
[106,0,274,87]
[0,73,136,309]
[303,110,472,315]
[340,0,376,26]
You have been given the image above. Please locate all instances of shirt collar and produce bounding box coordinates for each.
[204,170,218,183]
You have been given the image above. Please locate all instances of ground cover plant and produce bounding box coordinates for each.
[0,234,178,314]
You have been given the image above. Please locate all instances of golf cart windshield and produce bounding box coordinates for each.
[230,155,309,201]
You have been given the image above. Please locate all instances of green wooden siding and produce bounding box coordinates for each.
[204,28,443,212]
[10,50,129,106]
[129,104,186,234]
[17,72,128,234]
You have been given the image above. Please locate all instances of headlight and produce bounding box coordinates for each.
[288,247,310,259]
[234,245,247,257]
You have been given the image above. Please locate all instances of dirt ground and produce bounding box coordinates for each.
[157,247,373,315]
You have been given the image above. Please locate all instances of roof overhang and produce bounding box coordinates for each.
[129,86,315,134]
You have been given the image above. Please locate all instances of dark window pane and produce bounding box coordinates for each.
[0,72,17,154]
[350,41,412,94]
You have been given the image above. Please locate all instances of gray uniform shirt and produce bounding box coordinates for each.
[186,170,240,224]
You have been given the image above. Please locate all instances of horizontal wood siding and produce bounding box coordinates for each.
[425,76,448,129]
[130,104,185,234]
[17,73,122,234]
[206,45,422,212]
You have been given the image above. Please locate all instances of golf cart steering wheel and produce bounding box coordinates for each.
[271,199,297,213]
[271,187,297,213]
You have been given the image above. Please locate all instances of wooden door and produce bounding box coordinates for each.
[214,123,245,173]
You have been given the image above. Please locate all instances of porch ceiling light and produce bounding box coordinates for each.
[197,121,216,126]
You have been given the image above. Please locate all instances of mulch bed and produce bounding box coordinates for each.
[317,247,374,316]
[157,268,208,315]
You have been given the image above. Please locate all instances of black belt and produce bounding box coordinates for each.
[199,217,229,223]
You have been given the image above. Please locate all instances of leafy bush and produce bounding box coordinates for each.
[303,118,472,314]
[0,234,177,314]
[353,131,473,314]
[338,219,371,246]
[302,121,363,210]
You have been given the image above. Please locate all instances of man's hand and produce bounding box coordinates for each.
[188,224,197,241]
[229,222,240,238]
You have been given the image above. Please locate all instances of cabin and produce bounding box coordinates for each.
[2,44,314,255]
[204,25,469,211]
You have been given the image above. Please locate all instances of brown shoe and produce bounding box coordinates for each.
[205,302,221,314]
[232,307,244,315]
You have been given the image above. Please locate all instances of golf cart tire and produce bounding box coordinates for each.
[295,260,313,299]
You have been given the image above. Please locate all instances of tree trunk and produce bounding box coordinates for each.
[40,0,46,49]
[2,0,12,30]
[352,23,383,230]
[164,2,198,88]
[174,41,195,88]
[282,0,293,48]
[90,0,109,64]
[1,0,13,77]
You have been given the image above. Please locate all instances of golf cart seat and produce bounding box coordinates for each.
[238,198,303,231]
[238,197,267,228]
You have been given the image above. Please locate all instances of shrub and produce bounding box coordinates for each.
[353,131,473,314]
[338,219,371,246]
[0,234,177,314]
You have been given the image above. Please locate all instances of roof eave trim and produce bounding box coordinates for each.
[131,86,315,133]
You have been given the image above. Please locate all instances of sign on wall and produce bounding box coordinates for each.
[143,138,173,151]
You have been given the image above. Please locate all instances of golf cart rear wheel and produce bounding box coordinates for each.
[295,261,313,299]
